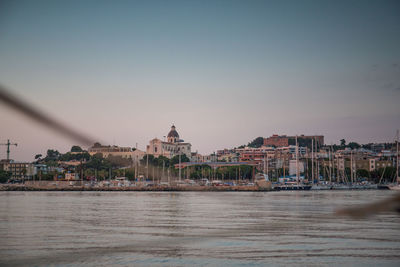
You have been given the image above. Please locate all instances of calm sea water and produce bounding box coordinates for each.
[0,191,399,266]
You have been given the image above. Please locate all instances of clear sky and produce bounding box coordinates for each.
[0,0,399,161]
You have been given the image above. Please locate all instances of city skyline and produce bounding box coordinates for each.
[1,0,399,161]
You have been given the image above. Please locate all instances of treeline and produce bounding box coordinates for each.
[35,147,90,166]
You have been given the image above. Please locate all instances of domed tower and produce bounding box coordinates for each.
[167,125,179,143]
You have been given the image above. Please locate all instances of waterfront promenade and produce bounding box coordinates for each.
[0,184,266,192]
[0,183,383,192]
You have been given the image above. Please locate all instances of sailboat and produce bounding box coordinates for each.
[311,138,331,190]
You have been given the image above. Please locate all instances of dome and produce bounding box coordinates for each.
[167,125,179,138]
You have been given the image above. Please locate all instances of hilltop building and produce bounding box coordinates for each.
[88,143,133,158]
[146,125,192,159]
[264,134,324,148]
[88,143,145,163]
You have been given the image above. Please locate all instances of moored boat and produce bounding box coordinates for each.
[311,184,332,190]
[273,183,312,191]
[388,184,400,191]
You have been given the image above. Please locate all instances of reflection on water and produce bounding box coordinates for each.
[0,191,399,266]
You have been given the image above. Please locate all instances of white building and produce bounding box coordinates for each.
[146,125,192,159]
[65,172,79,181]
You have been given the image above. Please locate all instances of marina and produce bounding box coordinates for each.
[0,1,399,266]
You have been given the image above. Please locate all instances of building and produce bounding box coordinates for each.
[87,143,145,163]
[287,145,307,156]
[204,154,218,162]
[263,134,324,148]
[218,153,239,162]
[333,157,393,172]
[88,143,133,159]
[263,135,290,147]
[2,161,35,180]
[65,172,79,181]
[146,125,192,159]
[191,152,203,162]
[0,159,9,171]
[216,149,235,157]
[237,147,275,161]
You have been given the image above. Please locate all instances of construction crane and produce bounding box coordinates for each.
[0,139,18,160]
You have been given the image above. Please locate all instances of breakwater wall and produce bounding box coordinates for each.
[0,184,273,192]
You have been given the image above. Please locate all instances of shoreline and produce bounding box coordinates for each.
[0,184,273,192]
[0,184,384,192]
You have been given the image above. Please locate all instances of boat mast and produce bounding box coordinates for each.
[354,151,357,183]
[283,157,286,180]
[331,145,334,182]
[397,129,399,184]
[328,148,331,183]
[317,140,320,183]
[311,138,314,184]
[179,151,181,182]
[336,155,339,183]
[329,146,332,183]
[296,135,299,184]
[263,155,266,174]
[350,150,353,184]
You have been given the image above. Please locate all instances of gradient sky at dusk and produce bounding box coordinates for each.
[1,0,399,161]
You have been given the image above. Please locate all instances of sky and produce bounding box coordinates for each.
[0,0,399,161]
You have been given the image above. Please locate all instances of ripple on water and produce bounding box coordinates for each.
[0,191,399,266]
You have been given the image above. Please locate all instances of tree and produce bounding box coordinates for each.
[46,149,60,160]
[71,145,83,152]
[59,152,90,162]
[248,137,264,148]
[348,142,361,150]
[362,143,373,150]
[239,165,253,179]
[356,169,370,179]
[85,153,110,170]
[170,154,190,166]
[0,170,12,183]
[370,167,397,183]
[154,156,170,167]
[107,155,132,168]
[340,139,346,147]
[125,168,135,180]
[140,154,155,166]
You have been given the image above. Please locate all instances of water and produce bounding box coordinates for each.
[0,191,399,266]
